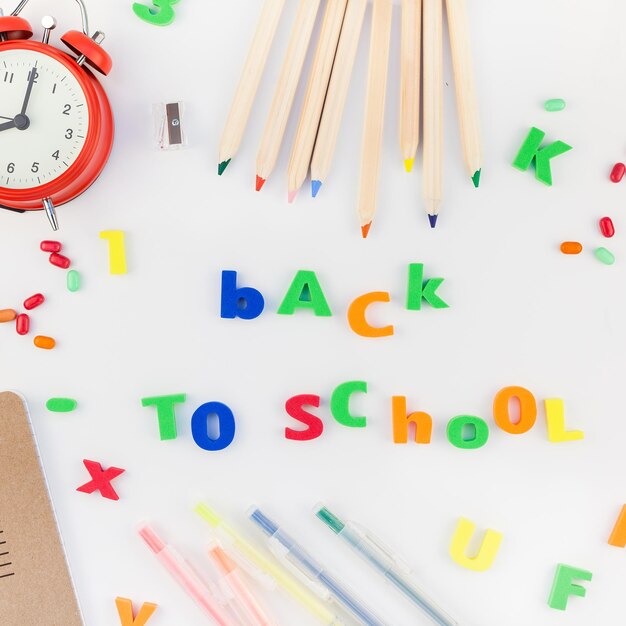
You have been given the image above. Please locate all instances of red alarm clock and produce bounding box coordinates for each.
[0,0,113,230]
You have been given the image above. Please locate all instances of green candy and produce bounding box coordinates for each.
[46,398,77,412]
[67,269,81,292]
[544,98,566,112]
[594,247,615,265]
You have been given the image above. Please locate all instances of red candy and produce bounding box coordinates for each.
[16,313,30,335]
[23,293,45,310]
[610,163,625,183]
[600,217,615,238]
[49,252,71,269]
[40,240,62,253]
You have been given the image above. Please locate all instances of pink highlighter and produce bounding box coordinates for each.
[208,542,275,626]
[138,523,236,626]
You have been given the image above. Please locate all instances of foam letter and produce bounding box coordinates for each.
[447,415,489,449]
[285,394,323,441]
[449,517,503,572]
[191,402,236,451]
[115,597,158,626]
[347,292,394,337]
[99,230,127,274]
[220,270,265,320]
[608,505,626,547]
[392,396,432,444]
[330,381,367,428]
[277,271,332,316]
[493,386,537,435]
[512,127,572,186]
[406,263,449,310]
[544,398,584,442]
[141,393,186,440]
[132,0,179,26]
[548,564,592,610]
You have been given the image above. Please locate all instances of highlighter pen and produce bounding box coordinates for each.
[138,523,236,626]
[195,503,345,626]
[208,541,275,626]
[248,507,388,626]
[315,505,458,626]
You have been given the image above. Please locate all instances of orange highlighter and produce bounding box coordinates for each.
[208,542,275,626]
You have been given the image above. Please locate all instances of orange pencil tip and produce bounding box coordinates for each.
[255,175,266,192]
[361,222,372,239]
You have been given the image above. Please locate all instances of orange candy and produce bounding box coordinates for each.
[34,335,56,350]
[0,309,17,323]
[560,241,583,255]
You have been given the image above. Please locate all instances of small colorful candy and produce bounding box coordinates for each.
[560,241,583,255]
[595,247,615,265]
[34,335,55,350]
[40,240,62,253]
[49,253,71,269]
[67,270,81,292]
[16,313,30,335]
[544,98,566,112]
[600,217,615,238]
[0,309,17,323]
[610,163,625,183]
[23,293,45,310]
[46,398,77,412]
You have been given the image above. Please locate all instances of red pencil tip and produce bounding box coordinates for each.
[361,222,372,239]
[256,175,266,192]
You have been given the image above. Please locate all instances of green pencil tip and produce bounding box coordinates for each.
[472,169,481,188]
[218,159,231,176]
[315,505,345,534]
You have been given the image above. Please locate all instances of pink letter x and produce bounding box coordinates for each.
[76,459,125,500]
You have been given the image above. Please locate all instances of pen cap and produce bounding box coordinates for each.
[209,543,237,575]
[195,503,222,527]
[138,523,165,554]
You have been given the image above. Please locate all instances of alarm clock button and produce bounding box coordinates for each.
[0,16,33,40]
[61,30,112,75]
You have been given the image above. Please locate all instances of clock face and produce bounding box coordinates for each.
[0,48,90,190]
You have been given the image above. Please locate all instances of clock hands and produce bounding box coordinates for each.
[0,66,38,133]
[20,65,38,116]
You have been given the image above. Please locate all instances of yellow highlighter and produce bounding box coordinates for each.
[195,503,345,626]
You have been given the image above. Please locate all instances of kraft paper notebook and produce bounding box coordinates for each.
[0,391,83,626]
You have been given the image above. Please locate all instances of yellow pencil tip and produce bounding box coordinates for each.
[404,158,414,173]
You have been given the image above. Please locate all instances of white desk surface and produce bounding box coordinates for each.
[1,0,626,624]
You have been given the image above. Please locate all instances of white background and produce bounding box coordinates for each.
[1,0,626,624]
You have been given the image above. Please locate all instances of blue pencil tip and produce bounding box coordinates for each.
[428,214,438,228]
[311,180,322,198]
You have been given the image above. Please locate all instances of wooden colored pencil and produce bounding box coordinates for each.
[446,0,482,187]
[422,0,443,227]
[400,0,421,173]
[256,0,322,191]
[218,0,286,176]
[287,0,349,203]
[357,0,393,238]
[310,0,368,198]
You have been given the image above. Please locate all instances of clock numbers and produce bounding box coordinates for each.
[0,49,90,189]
